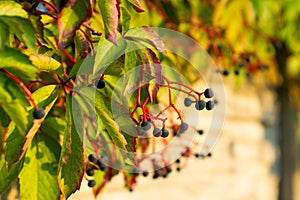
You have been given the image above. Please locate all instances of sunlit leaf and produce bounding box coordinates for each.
[0,1,28,18]
[0,48,38,80]
[57,96,84,199]
[19,134,61,200]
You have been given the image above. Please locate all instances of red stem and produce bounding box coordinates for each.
[0,69,38,109]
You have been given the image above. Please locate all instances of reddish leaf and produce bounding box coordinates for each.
[126,0,145,12]
[58,0,92,48]
[98,0,120,44]
[147,49,162,102]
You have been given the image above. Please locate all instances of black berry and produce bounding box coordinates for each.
[166,167,172,173]
[97,79,105,89]
[86,169,94,176]
[206,100,215,111]
[142,171,149,177]
[175,159,181,164]
[195,100,206,110]
[153,128,162,137]
[152,172,159,179]
[141,120,151,131]
[176,167,181,172]
[234,69,240,75]
[161,128,169,138]
[96,160,106,171]
[184,97,193,107]
[88,154,97,163]
[33,108,45,119]
[204,88,214,98]
[195,153,200,158]
[245,56,251,63]
[222,69,229,76]
[207,152,212,157]
[88,180,96,187]
[197,129,204,135]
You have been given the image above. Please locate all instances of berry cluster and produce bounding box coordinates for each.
[184,88,215,111]
[86,154,106,188]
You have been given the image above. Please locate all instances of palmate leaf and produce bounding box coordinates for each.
[98,0,119,44]
[19,134,61,200]
[57,96,84,199]
[58,0,92,48]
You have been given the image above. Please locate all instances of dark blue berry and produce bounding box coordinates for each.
[204,88,214,98]
[161,128,169,138]
[206,100,215,111]
[177,122,189,135]
[184,97,193,107]
[141,120,151,131]
[33,108,45,119]
[153,128,162,137]
[136,126,145,136]
[195,100,206,110]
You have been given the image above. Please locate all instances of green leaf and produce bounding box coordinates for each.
[0,155,23,193]
[0,20,8,51]
[124,48,137,72]
[0,48,38,80]
[120,7,131,32]
[93,36,127,75]
[58,0,92,48]
[19,134,60,200]
[5,85,58,168]
[98,0,119,44]
[94,92,128,151]
[125,27,165,52]
[0,1,28,18]
[57,96,84,199]
[29,54,61,72]
[41,117,66,142]
[0,16,36,53]
[126,0,145,12]
[2,100,28,134]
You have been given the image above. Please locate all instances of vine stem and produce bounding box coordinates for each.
[0,69,38,109]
